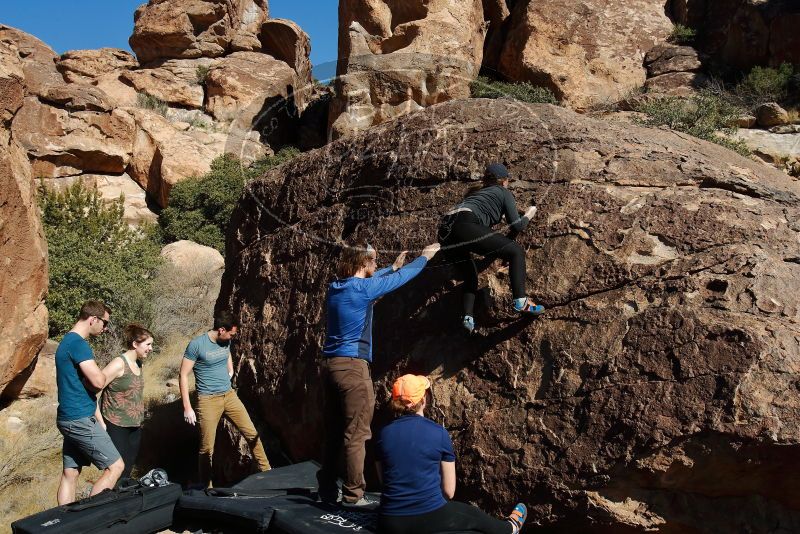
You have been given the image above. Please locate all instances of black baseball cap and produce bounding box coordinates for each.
[485,162,510,179]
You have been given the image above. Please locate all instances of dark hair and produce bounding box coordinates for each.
[213,310,237,331]
[124,323,153,349]
[336,244,374,279]
[78,300,111,321]
[463,170,507,199]
[390,397,424,417]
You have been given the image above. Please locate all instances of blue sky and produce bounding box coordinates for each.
[1,0,338,79]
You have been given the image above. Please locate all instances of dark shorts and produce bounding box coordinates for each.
[57,415,121,470]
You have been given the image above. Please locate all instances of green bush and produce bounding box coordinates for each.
[735,63,795,107]
[39,181,163,349]
[159,147,300,252]
[634,90,751,156]
[136,92,168,116]
[195,65,211,85]
[668,24,696,45]
[471,75,558,105]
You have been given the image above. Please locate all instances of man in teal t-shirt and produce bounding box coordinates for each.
[55,300,124,504]
[179,310,271,487]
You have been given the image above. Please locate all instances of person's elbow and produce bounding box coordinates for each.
[443,485,455,500]
[87,373,106,391]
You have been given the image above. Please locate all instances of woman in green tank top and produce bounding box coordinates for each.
[95,324,153,481]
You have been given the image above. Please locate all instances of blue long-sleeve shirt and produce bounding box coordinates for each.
[322,256,428,362]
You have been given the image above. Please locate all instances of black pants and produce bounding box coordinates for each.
[104,418,142,480]
[379,501,512,534]
[438,211,526,316]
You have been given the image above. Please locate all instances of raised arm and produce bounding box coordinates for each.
[502,188,531,233]
[363,245,439,300]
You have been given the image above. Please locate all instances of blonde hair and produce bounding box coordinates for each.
[336,244,374,279]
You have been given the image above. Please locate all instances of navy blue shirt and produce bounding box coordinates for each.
[323,256,428,362]
[55,332,97,422]
[377,415,456,516]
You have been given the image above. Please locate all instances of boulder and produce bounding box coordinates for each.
[10,339,56,400]
[123,107,219,207]
[732,129,800,168]
[121,61,207,109]
[644,71,708,97]
[496,0,672,110]
[258,19,313,110]
[729,114,757,129]
[329,0,486,139]
[756,102,789,128]
[204,51,296,125]
[129,0,269,65]
[11,97,135,177]
[162,239,224,272]
[644,44,702,77]
[0,137,48,401]
[218,98,800,531]
[670,0,800,71]
[0,25,63,98]
[56,48,138,83]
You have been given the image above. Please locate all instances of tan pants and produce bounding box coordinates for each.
[196,389,270,486]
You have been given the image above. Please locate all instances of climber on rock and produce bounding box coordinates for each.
[316,240,441,506]
[438,162,544,333]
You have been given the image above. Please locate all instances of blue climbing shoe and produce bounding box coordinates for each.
[462,315,475,333]
[513,297,545,315]
[508,503,527,533]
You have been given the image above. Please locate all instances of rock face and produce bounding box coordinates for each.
[129,0,269,65]
[756,102,789,128]
[0,36,48,400]
[643,43,706,97]
[219,98,800,531]
[496,0,672,110]
[670,0,800,71]
[733,129,800,174]
[329,0,486,139]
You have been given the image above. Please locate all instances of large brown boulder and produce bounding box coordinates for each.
[329,0,486,139]
[57,48,138,83]
[258,19,313,110]
[0,25,63,98]
[218,98,800,531]
[496,0,672,110]
[129,0,269,65]
[671,0,800,71]
[120,59,209,109]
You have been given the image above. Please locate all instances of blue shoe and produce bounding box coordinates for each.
[508,503,527,533]
[513,298,545,315]
[462,315,475,333]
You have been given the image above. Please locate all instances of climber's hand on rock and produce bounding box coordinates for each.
[392,250,408,271]
[421,243,441,260]
[524,205,537,219]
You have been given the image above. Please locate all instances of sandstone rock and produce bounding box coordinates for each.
[5,416,24,432]
[671,0,800,71]
[728,114,757,129]
[496,0,672,110]
[756,102,789,128]
[39,83,111,112]
[166,378,179,388]
[0,25,62,98]
[12,339,56,400]
[644,44,702,77]
[121,63,206,109]
[218,98,800,531]
[57,48,138,83]
[770,125,800,134]
[644,71,708,97]
[129,0,269,65]
[12,97,135,177]
[732,129,800,168]
[204,51,296,126]
[158,241,224,339]
[0,136,48,401]
[42,173,158,226]
[124,107,218,207]
[258,19,313,108]
[329,0,486,138]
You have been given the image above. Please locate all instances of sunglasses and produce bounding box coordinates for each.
[94,316,110,330]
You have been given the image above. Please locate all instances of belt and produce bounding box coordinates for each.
[445,207,472,216]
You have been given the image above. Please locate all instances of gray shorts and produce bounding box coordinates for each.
[57,415,121,471]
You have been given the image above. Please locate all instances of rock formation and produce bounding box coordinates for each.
[670,0,800,72]
[643,44,706,97]
[494,0,672,110]
[129,0,269,65]
[0,27,48,401]
[219,98,800,532]
[329,0,486,139]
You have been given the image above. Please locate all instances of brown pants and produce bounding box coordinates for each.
[196,389,270,487]
[318,357,375,502]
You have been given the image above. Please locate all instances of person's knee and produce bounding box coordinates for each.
[62,467,80,481]
[506,242,524,260]
[108,458,125,476]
